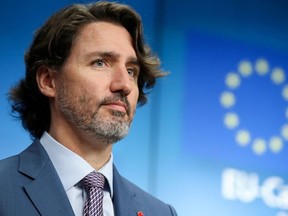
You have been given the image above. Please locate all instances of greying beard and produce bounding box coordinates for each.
[56,74,134,145]
[58,93,132,145]
[82,110,131,144]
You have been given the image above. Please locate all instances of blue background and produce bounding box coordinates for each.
[1,0,288,215]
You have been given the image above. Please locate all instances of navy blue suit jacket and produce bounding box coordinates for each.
[0,140,177,216]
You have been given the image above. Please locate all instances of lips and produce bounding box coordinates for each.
[104,101,128,113]
[101,97,131,116]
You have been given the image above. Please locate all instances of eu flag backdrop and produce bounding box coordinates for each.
[181,31,288,215]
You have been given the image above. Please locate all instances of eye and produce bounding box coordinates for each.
[93,59,106,67]
[127,68,135,77]
[127,67,139,78]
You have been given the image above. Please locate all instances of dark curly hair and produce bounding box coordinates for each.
[9,1,166,139]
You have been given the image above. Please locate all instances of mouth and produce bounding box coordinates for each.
[103,101,128,114]
[100,95,131,116]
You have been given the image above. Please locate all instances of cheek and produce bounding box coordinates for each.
[130,87,139,106]
[79,78,105,97]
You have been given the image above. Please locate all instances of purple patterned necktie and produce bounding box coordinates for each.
[82,171,105,216]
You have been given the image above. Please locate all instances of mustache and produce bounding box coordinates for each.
[100,95,131,115]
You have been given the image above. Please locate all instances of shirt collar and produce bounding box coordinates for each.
[40,131,114,197]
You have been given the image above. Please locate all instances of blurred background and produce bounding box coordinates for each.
[1,0,288,215]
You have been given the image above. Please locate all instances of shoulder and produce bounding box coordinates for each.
[113,168,177,216]
[0,140,43,185]
[0,153,31,187]
[0,154,26,199]
[126,177,177,213]
[0,154,20,176]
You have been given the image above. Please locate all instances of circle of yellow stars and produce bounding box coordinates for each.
[220,58,287,155]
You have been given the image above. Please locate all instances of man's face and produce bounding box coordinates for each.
[54,21,140,144]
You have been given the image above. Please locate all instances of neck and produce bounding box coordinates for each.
[48,122,113,171]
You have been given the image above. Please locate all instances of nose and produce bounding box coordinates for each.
[110,66,133,95]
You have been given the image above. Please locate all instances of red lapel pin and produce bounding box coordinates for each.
[137,211,144,216]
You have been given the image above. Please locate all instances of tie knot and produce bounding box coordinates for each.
[82,171,105,190]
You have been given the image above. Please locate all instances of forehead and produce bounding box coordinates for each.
[71,21,135,56]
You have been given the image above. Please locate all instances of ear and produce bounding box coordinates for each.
[36,65,57,97]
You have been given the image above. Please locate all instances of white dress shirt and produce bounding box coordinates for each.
[40,132,114,216]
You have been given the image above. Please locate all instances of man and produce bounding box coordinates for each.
[0,1,177,216]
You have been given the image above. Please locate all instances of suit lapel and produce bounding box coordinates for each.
[112,166,142,216]
[19,141,75,216]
